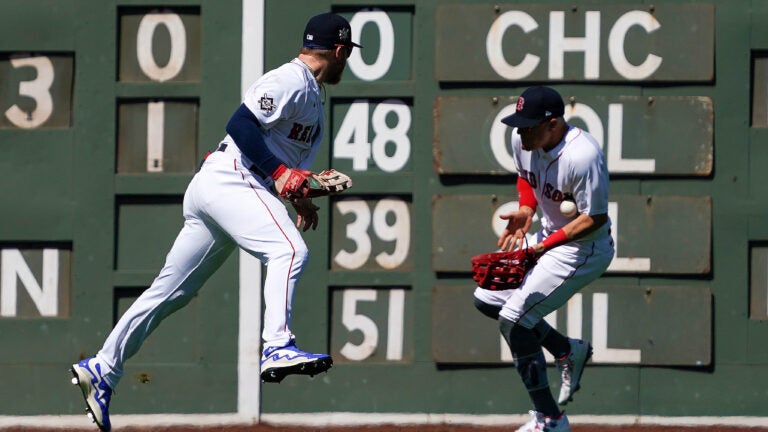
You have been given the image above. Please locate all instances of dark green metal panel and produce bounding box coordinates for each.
[432,194,711,274]
[0,0,76,51]
[609,194,711,274]
[754,57,768,127]
[0,0,241,417]
[432,284,711,366]
[435,3,714,82]
[2,0,768,421]
[116,200,183,271]
[431,285,503,364]
[432,194,516,269]
[750,245,768,320]
[0,53,76,238]
[751,0,768,49]
[434,96,519,174]
[435,95,713,175]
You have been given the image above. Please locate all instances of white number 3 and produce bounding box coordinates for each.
[5,56,54,129]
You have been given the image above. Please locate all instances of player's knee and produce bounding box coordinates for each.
[515,351,549,391]
[293,242,309,264]
[474,297,501,320]
[499,318,549,390]
[499,318,538,355]
[273,240,309,262]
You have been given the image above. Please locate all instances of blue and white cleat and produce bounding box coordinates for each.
[70,357,112,431]
[260,340,333,383]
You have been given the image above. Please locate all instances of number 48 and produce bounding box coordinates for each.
[333,99,411,172]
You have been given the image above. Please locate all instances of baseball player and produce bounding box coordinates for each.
[70,13,360,431]
[473,86,614,432]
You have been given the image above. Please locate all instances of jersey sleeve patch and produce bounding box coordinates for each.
[258,93,278,114]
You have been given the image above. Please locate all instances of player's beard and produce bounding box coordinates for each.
[324,59,347,85]
[520,138,532,151]
[520,134,535,151]
[519,128,544,151]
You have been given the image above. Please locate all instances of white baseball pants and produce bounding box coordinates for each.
[474,232,614,330]
[96,146,307,389]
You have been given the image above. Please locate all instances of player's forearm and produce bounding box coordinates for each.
[532,212,608,254]
[564,213,608,241]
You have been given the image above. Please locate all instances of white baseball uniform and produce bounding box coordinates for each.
[474,125,615,329]
[95,58,324,388]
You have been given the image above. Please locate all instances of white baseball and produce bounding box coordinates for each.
[560,200,577,217]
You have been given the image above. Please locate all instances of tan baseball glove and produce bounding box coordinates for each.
[274,168,352,200]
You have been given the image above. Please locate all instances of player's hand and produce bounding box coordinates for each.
[291,198,319,232]
[273,165,310,201]
[497,208,534,251]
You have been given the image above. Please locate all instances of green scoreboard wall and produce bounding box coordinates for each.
[2,0,768,419]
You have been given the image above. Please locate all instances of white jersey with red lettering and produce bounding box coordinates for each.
[513,125,611,241]
[94,58,324,388]
[219,58,324,176]
[474,125,614,329]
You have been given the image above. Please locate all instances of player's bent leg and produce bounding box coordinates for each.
[260,238,309,345]
[227,194,332,383]
[505,246,611,407]
[98,218,234,383]
[211,165,332,383]
[500,320,571,432]
[500,318,561,418]
[258,242,333,383]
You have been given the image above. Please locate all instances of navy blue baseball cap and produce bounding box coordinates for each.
[303,13,362,50]
[501,86,565,128]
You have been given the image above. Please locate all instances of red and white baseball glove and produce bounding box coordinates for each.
[471,248,537,291]
[272,166,352,201]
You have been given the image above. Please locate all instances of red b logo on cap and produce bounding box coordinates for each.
[516,97,525,112]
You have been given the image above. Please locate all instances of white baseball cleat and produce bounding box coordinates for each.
[556,338,593,405]
[70,357,113,431]
[260,340,332,383]
[515,410,571,432]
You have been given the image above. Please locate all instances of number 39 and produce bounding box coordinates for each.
[333,197,411,270]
